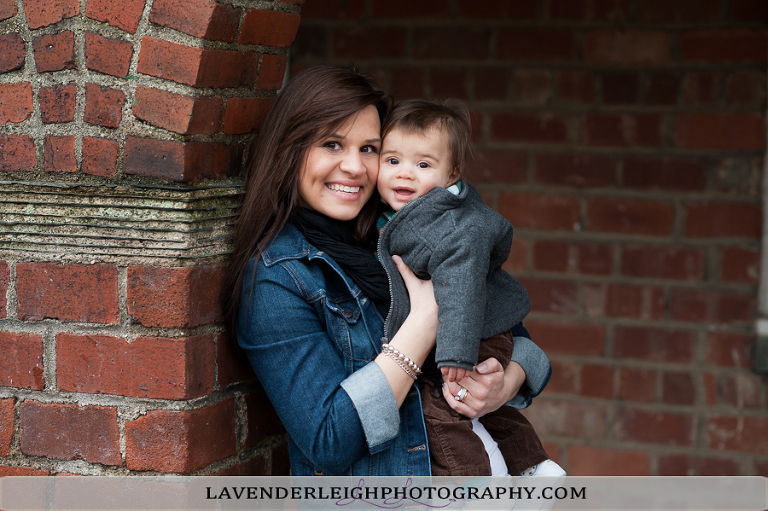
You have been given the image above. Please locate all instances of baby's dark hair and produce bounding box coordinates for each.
[382,98,472,180]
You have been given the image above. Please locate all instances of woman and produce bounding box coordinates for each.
[222,65,550,476]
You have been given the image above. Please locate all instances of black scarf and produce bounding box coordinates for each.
[292,208,391,318]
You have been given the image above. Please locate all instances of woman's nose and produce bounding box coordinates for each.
[339,151,365,175]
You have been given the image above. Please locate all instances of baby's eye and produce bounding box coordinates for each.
[417,162,430,169]
[386,157,399,165]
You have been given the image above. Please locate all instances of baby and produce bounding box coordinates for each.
[377,98,564,478]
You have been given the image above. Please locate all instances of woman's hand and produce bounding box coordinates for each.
[441,358,526,418]
[393,255,438,344]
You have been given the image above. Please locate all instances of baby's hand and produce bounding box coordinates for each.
[441,365,468,382]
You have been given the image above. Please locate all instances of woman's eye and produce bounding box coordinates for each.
[324,141,340,150]
[361,145,379,154]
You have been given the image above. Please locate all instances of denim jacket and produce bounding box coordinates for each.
[237,223,551,476]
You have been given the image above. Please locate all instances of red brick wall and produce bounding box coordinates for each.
[293,0,768,476]
[0,0,300,476]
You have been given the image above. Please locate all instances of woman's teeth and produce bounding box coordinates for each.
[327,184,360,193]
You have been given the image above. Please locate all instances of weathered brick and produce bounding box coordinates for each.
[84,0,144,33]
[238,9,301,46]
[21,401,121,465]
[516,277,578,314]
[532,240,569,272]
[580,364,614,399]
[522,400,606,439]
[57,333,215,399]
[602,71,639,104]
[23,0,79,29]
[372,0,448,18]
[732,0,768,21]
[217,333,256,389]
[670,289,755,324]
[43,135,76,173]
[133,86,223,135]
[0,82,33,124]
[0,332,44,389]
[621,244,704,280]
[547,360,576,394]
[0,135,35,172]
[123,137,240,181]
[510,69,551,105]
[39,84,76,124]
[706,416,768,454]
[468,150,526,183]
[726,70,766,107]
[615,408,694,446]
[719,373,763,409]
[300,0,363,19]
[618,367,656,403]
[499,192,580,230]
[0,466,49,476]
[676,113,764,150]
[412,27,490,60]
[714,157,762,196]
[623,156,706,191]
[614,326,695,363]
[491,112,568,143]
[331,27,407,59]
[151,0,240,42]
[223,97,274,134]
[0,261,7,318]
[567,446,651,476]
[0,34,25,73]
[83,83,125,128]
[681,29,768,63]
[585,30,670,64]
[497,28,575,61]
[684,202,761,238]
[85,32,133,77]
[429,67,468,100]
[587,197,673,235]
[644,71,680,105]
[16,263,119,323]
[705,331,755,369]
[658,454,741,476]
[219,455,267,476]
[0,398,13,456]
[594,283,665,320]
[0,0,17,21]
[584,113,663,147]
[473,68,508,101]
[662,372,696,405]
[549,0,587,20]
[557,70,596,104]
[125,398,237,473]
[81,136,118,177]
[255,53,288,90]
[637,0,721,21]
[127,264,224,328]
[457,0,536,19]
[721,246,760,284]
[534,153,615,187]
[33,31,75,72]
[532,241,613,275]
[137,37,259,88]
[243,390,284,449]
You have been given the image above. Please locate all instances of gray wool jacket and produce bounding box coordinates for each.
[378,181,531,371]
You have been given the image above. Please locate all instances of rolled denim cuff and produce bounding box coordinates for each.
[509,336,552,409]
[341,362,400,452]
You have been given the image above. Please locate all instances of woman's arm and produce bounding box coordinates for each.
[239,255,436,473]
[441,324,551,418]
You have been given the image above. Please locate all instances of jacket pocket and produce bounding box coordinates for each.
[322,294,375,372]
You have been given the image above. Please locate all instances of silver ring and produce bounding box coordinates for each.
[455,387,468,403]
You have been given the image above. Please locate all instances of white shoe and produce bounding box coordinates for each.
[518,459,566,477]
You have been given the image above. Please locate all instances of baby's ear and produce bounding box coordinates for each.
[446,167,461,186]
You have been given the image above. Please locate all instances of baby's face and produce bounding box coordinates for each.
[378,127,456,211]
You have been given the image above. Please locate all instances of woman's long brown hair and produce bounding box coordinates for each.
[222,65,392,341]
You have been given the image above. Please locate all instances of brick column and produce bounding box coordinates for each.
[0,0,301,476]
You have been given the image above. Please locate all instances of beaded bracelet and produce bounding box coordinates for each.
[381,343,422,376]
[383,350,418,380]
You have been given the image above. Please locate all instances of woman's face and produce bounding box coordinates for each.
[298,105,381,221]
